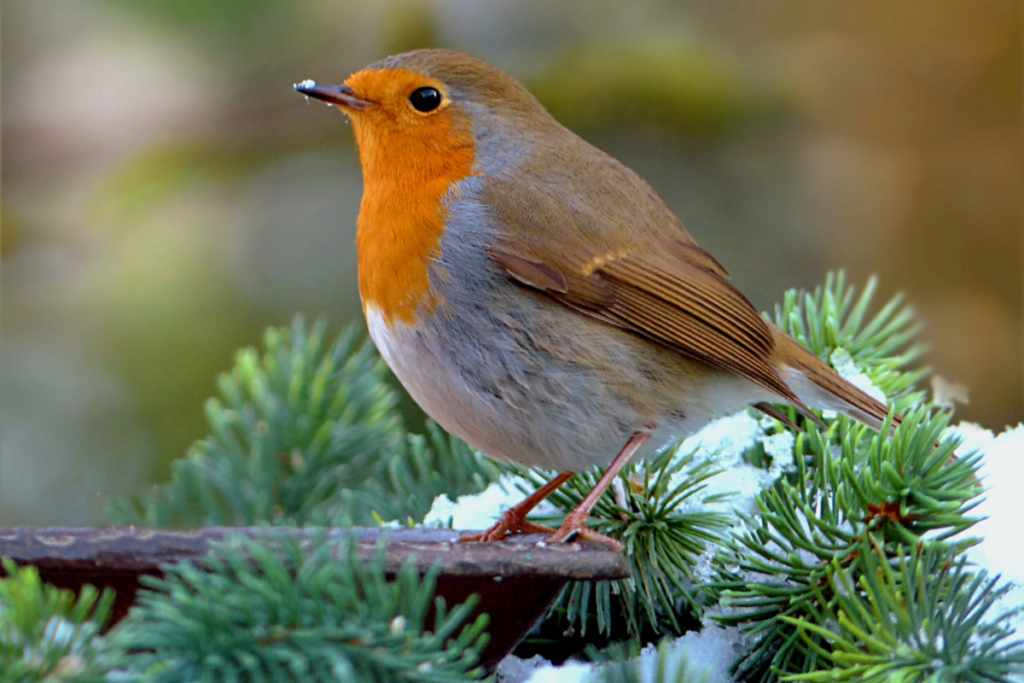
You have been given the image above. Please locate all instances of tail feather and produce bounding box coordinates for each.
[769,323,900,433]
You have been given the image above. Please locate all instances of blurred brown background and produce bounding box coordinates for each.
[3,0,1021,525]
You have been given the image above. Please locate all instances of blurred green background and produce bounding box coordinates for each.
[2,0,1021,526]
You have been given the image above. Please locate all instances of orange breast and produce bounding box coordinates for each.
[351,75,477,327]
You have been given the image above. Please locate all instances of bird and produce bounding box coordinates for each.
[294,49,896,549]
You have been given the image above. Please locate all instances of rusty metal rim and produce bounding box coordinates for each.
[0,526,630,670]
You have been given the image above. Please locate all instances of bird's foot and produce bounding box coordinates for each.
[548,511,622,551]
[460,510,556,542]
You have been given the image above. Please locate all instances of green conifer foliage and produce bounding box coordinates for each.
[111,534,488,682]
[711,411,984,681]
[0,558,114,683]
[517,450,729,642]
[782,541,1024,682]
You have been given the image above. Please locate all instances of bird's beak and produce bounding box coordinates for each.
[294,80,373,111]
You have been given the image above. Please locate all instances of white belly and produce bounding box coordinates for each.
[367,306,517,460]
[365,306,771,473]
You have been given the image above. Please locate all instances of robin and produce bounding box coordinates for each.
[295,49,895,549]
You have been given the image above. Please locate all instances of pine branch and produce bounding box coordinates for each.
[518,449,730,643]
[781,540,1024,682]
[0,558,115,683]
[109,318,401,527]
[109,532,490,682]
[710,410,983,681]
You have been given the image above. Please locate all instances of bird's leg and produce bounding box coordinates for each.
[548,431,652,551]
[460,471,575,542]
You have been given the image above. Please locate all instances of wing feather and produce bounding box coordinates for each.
[481,178,800,407]
[489,241,801,405]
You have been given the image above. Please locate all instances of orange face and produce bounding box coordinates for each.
[337,68,478,327]
[343,68,453,133]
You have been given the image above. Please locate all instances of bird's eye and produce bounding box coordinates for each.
[409,86,442,113]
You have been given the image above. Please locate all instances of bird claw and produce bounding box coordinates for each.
[548,515,622,551]
[459,511,556,543]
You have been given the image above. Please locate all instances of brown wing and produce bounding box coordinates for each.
[488,239,802,407]
[475,139,805,407]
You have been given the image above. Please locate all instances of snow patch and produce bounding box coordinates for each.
[961,423,1024,636]
[633,623,745,683]
[522,660,593,683]
[669,410,797,516]
[829,348,887,405]
[945,421,996,458]
[677,411,763,464]
[495,622,745,683]
[495,655,590,683]
[422,475,556,530]
[761,427,795,478]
